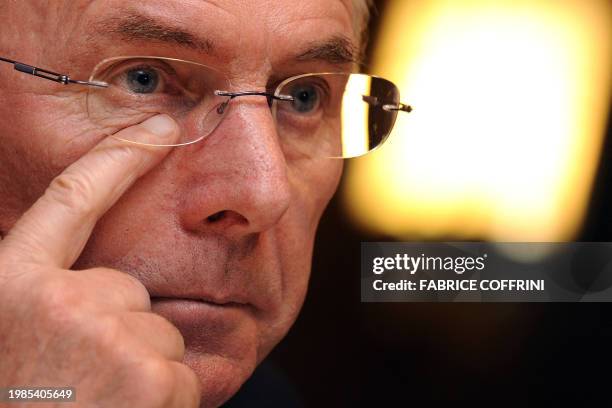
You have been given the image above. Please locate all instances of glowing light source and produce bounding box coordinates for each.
[344,0,612,241]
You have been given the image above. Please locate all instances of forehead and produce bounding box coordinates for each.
[66,0,355,75]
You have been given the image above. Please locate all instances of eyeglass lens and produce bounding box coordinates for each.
[87,57,401,157]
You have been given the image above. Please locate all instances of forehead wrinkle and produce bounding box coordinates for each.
[266,1,355,65]
[338,0,353,22]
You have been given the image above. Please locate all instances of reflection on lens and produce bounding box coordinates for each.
[274,73,402,159]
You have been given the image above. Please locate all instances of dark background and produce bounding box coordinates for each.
[228,1,612,406]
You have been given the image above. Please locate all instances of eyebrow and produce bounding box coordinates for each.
[295,35,360,65]
[94,12,358,66]
[94,12,214,54]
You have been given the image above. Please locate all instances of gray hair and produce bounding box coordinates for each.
[352,0,373,60]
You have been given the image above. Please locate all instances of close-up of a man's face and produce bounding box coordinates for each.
[0,0,371,406]
[3,1,609,407]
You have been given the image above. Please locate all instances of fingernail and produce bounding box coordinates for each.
[140,114,179,140]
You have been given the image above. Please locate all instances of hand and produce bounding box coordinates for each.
[0,115,201,407]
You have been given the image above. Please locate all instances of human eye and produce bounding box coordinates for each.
[100,59,182,96]
[280,76,330,116]
[124,65,161,94]
[287,82,321,113]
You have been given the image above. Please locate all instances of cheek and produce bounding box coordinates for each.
[288,157,343,228]
[270,158,342,320]
[282,157,343,288]
[3,91,103,166]
[0,91,104,223]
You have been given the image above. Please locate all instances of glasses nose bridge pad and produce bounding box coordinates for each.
[216,97,232,115]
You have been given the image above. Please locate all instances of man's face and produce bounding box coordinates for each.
[0,0,353,404]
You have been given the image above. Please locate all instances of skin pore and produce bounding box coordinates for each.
[0,1,355,406]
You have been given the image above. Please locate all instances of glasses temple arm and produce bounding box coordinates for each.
[362,95,413,113]
[0,56,107,88]
[383,103,412,113]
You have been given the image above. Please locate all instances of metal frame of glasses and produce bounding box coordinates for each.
[0,56,412,158]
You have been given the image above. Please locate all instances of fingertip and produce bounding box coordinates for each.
[110,114,181,147]
[138,114,180,145]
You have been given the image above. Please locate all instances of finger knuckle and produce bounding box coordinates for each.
[46,172,96,217]
[98,143,137,163]
[176,363,202,406]
[38,275,82,315]
[94,313,124,346]
[154,314,185,357]
[94,144,144,179]
[32,275,89,334]
[153,313,183,339]
[90,267,145,291]
[89,267,151,308]
[139,359,177,406]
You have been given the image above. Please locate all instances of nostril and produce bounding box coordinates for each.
[204,210,250,228]
[207,210,226,223]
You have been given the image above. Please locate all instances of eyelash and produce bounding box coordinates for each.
[106,62,173,89]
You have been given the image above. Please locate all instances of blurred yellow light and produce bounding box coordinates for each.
[344,0,612,241]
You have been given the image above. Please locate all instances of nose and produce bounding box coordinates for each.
[177,96,292,238]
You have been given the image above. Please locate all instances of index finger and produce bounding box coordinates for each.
[1,114,179,268]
